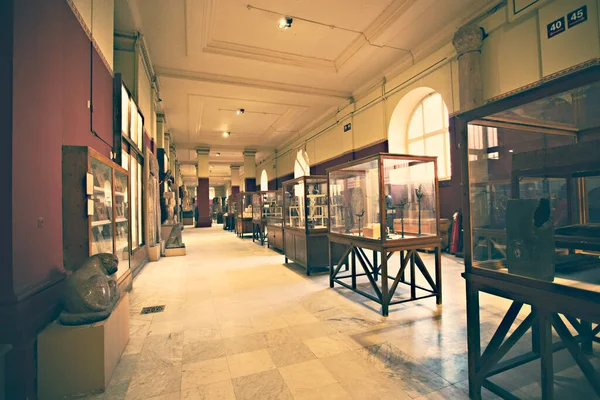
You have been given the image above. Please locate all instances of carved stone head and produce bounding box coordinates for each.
[96,253,119,276]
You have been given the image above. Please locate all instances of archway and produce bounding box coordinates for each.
[260,169,269,191]
[294,149,310,179]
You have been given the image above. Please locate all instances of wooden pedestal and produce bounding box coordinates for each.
[37,294,130,399]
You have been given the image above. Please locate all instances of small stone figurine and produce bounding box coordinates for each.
[395,198,409,238]
[59,254,120,326]
[415,185,425,236]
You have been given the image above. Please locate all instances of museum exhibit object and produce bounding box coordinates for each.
[458,67,600,400]
[327,153,442,316]
[226,196,237,232]
[267,189,285,252]
[62,146,131,284]
[282,176,329,275]
[252,190,280,246]
[181,186,194,225]
[236,192,254,238]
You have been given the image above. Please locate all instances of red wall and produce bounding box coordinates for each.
[196,178,211,227]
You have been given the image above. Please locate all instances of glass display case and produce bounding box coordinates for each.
[267,189,284,252]
[252,191,280,245]
[282,176,329,275]
[327,153,443,316]
[459,72,600,399]
[236,192,254,238]
[62,146,131,283]
[226,196,237,232]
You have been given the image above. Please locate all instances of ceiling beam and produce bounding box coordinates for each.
[155,66,352,100]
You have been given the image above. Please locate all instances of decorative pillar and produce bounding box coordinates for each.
[196,148,211,227]
[243,150,257,192]
[156,113,165,149]
[230,165,241,196]
[452,25,484,112]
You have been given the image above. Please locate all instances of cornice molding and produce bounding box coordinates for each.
[155,66,351,99]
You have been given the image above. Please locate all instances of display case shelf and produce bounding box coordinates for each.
[283,176,329,275]
[326,153,442,316]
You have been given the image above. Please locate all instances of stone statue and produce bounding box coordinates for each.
[59,253,120,326]
[163,192,176,225]
[182,186,192,212]
[166,223,184,248]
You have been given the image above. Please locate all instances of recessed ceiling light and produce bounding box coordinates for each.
[278,16,293,29]
[237,109,245,115]
[216,152,221,156]
[509,149,514,153]
[222,131,230,137]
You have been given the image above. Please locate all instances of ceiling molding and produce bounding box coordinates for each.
[155,66,352,99]
[204,40,337,73]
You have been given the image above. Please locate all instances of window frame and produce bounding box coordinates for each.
[406,93,451,180]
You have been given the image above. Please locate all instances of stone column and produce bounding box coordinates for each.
[452,25,484,112]
[196,148,211,227]
[230,165,241,196]
[156,113,165,149]
[243,150,257,192]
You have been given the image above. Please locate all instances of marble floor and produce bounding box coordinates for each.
[87,226,597,400]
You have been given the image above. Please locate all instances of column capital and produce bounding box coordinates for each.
[243,149,257,157]
[452,25,483,57]
[230,165,241,170]
[169,144,176,152]
[196,148,211,156]
[156,113,166,123]
[164,132,172,140]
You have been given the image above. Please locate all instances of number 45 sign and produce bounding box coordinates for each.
[547,5,588,39]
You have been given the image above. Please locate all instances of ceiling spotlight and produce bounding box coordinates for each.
[237,108,245,115]
[278,16,293,29]
[216,152,221,156]
[222,131,231,137]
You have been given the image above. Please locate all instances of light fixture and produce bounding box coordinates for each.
[216,152,221,156]
[237,108,245,115]
[509,149,514,153]
[222,131,231,137]
[278,16,293,29]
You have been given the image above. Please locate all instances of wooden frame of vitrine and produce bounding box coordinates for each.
[326,153,443,316]
[252,190,279,246]
[236,192,254,238]
[457,62,600,400]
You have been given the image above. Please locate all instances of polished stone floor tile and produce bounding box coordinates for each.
[182,338,226,364]
[278,359,337,395]
[180,380,236,400]
[267,341,316,367]
[231,369,294,400]
[291,382,349,400]
[180,357,230,390]
[126,363,182,400]
[226,349,276,378]
[222,332,268,356]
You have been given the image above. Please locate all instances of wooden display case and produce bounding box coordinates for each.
[236,192,254,238]
[327,153,442,316]
[283,176,329,275]
[62,146,131,284]
[267,189,284,252]
[252,190,281,246]
[458,65,600,400]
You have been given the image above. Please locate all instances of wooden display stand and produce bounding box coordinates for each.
[267,224,284,252]
[37,294,130,399]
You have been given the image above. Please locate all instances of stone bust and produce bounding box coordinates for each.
[59,253,120,326]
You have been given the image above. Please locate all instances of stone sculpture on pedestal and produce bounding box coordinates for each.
[59,253,120,326]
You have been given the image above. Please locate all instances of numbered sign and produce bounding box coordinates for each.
[567,5,587,29]
[547,16,565,38]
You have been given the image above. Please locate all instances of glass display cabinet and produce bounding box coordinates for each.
[236,192,254,238]
[226,196,237,232]
[62,146,131,284]
[327,153,442,316]
[252,191,280,246]
[458,69,600,400]
[282,176,329,275]
[267,189,284,252]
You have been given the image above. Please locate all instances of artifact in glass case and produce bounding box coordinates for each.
[267,189,284,252]
[327,153,442,316]
[236,192,254,238]
[253,191,279,245]
[282,176,329,275]
[460,76,600,400]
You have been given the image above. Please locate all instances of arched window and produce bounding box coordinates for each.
[407,93,451,180]
[260,170,269,191]
[294,149,310,179]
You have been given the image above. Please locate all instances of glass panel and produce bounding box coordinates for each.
[284,180,306,229]
[121,150,129,171]
[121,85,129,137]
[587,176,600,223]
[131,160,138,248]
[408,140,424,155]
[252,193,262,222]
[267,190,283,226]
[90,157,114,255]
[384,157,437,240]
[238,193,253,218]
[130,100,138,146]
[306,177,328,231]
[408,105,423,140]
[328,159,380,239]
[425,133,446,179]
[423,93,443,133]
[137,159,143,245]
[115,170,130,279]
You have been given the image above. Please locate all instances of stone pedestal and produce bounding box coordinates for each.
[164,245,187,257]
[37,294,130,399]
[148,244,161,262]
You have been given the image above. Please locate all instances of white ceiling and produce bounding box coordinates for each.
[121,0,497,184]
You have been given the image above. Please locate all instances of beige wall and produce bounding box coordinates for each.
[262,0,600,179]
[70,0,114,69]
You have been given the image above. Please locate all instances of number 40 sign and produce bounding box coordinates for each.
[547,5,588,39]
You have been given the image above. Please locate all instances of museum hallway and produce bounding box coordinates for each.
[78,225,596,400]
